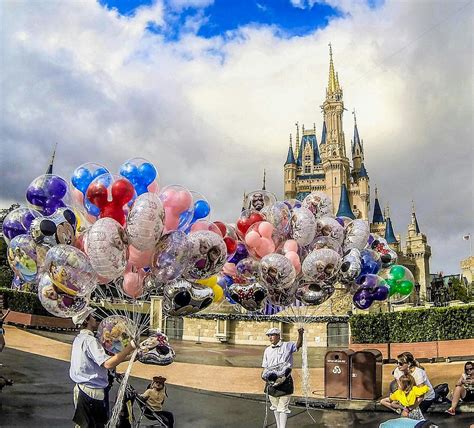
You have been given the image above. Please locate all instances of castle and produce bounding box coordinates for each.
[283,45,432,301]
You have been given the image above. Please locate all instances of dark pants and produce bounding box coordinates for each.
[419,398,434,412]
[143,408,174,428]
[73,387,109,428]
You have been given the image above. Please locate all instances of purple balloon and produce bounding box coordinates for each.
[47,176,68,198]
[360,274,378,289]
[373,285,389,301]
[228,242,248,264]
[43,199,64,216]
[3,219,24,239]
[353,289,373,310]
[26,187,47,207]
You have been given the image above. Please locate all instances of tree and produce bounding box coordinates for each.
[448,277,472,303]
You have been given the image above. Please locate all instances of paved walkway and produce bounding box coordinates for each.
[3,326,470,399]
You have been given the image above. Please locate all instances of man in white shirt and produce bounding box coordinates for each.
[262,327,304,428]
[70,308,135,428]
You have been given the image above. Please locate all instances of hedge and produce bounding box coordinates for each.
[0,287,49,316]
[350,305,474,343]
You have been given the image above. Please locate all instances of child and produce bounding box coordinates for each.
[380,374,429,420]
[139,376,174,427]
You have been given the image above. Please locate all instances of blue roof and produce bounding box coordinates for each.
[358,163,368,178]
[320,121,327,145]
[412,213,421,234]
[384,217,397,243]
[352,122,362,154]
[296,139,303,166]
[372,196,384,223]
[297,133,321,166]
[336,184,355,219]
[285,145,296,165]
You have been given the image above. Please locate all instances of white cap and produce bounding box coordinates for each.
[265,327,281,336]
[72,308,96,326]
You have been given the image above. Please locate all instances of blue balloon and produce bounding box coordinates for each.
[192,200,210,221]
[93,167,108,179]
[139,162,157,184]
[120,161,157,196]
[357,249,382,281]
[72,167,93,194]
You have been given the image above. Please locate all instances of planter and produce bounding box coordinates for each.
[5,310,75,329]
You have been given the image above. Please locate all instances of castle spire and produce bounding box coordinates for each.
[336,183,355,219]
[285,134,296,165]
[327,43,338,95]
[411,200,420,233]
[384,205,397,244]
[372,187,384,223]
[294,122,300,161]
[320,120,327,145]
[46,142,57,174]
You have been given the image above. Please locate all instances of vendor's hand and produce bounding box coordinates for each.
[401,409,409,417]
[298,328,304,335]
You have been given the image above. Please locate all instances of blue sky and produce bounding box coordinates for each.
[100,0,345,39]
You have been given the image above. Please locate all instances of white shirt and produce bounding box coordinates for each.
[393,366,435,400]
[69,329,109,389]
[262,341,297,369]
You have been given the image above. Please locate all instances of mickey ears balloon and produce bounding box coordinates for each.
[119,158,159,196]
[179,191,211,231]
[30,207,77,248]
[26,174,71,216]
[2,207,41,244]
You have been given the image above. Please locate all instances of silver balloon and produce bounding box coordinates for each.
[244,190,277,212]
[163,280,214,316]
[137,332,175,366]
[296,282,335,305]
[262,202,291,238]
[302,248,342,283]
[259,253,296,289]
[143,272,165,296]
[339,248,362,284]
[185,230,227,280]
[126,193,164,251]
[30,207,77,248]
[310,235,343,256]
[290,207,317,246]
[316,216,345,245]
[228,282,267,311]
[236,258,260,282]
[266,284,297,307]
[262,362,292,386]
[367,234,398,268]
[302,191,333,220]
[152,231,191,282]
[343,219,370,252]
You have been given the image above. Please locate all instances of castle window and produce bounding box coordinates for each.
[334,177,337,185]
[304,166,311,173]
[304,154,311,161]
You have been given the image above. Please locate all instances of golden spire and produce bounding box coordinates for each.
[295,122,300,160]
[327,43,337,95]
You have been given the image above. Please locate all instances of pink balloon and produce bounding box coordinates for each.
[176,190,192,212]
[258,221,274,239]
[128,245,153,268]
[164,208,180,232]
[161,189,179,209]
[223,262,237,277]
[123,264,145,299]
[147,181,159,193]
[285,251,301,274]
[245,231,261,248]
[256,237,275,258]
[283,239,298,254]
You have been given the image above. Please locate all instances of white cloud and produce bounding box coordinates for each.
[0,0,472,274]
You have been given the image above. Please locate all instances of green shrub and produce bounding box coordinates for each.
[0,287,49,316]
[350,305,474,343]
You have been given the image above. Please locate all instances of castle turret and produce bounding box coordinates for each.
[336,183,355,219]
[384,205,400,252]
[284,134,297,199]
[351,110,364,176]
[370,187,385,236]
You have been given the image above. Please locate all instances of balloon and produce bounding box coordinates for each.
[184,231,227,280]
[302,248,342,283]
[290,207,317,246]
[159,185,194,232]
[179,191,211,229]
[262,362,292,385]
[126,192,164,251]
[244,190,277,212]
[260,253,296,289]
[302,191,333,220]
[282,239,298,254]
[86,174,136,226]
[222,262,237,278]
[236,210,265,239]
[258,221,274,239]
[367,234,398,268]
[285,251,301,274]
[38,273,89,318]
[316,216,345,245]
[163,280,214,316]
[262,202,291,238]
[358,249,382,278]
[245,221,279,260]
[43,245,97,296]
[235,258,260,282]
[137,332,175,366]
[196,276,218,288]
[128,245,153,268]
[228,282,267,311]
[84,218,128,282]
[189,220,221,235]
[228,242,248,264]
[152,231,191,282]
[353,288,373,310]
[343,219,370,252]
[26,174,70,216]
[121,263,146,299]
[296,282,335,305]
[97,315,136,355]
[339,248,362,286]
[211,284,224,303]
[7,234,38,282]
[353,274,389,309]
[266,285,297,307]
[386,264,415,303]
[283,199,302,210]
[310,235,343,256]
[30,207,77,248]
[2,207,41,243]
[119,158,159,196]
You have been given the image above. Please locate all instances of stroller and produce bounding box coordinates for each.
[114,374,172,428]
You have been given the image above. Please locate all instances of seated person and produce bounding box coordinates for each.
[139,376,174,427]
[380,374,428,420]
[446,361,474,416]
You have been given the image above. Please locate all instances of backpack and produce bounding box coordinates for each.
[433,383,450,403]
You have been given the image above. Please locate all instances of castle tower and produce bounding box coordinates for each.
[321,44,350,212]
[284,134,297,199]
[351,110,364,177]
[404,201,432,300]
[384,205,400,252]
[336,183,355,219]
[370,187,385,236]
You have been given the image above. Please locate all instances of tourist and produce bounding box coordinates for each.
[445,361,474,416]
[69,308,136,428]
[0,309,10,352]
[380,374,428,420]
[139,376,174,427]
[261,327,304,428]
[392,352,435,412]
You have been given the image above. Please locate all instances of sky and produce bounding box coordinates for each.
[0,0,472,274]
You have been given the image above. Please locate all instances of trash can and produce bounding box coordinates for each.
[324,350,353,399]
[350,349,383,400]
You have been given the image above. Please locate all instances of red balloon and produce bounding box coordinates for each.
[237,212,264,237]
[213,221,227,237]
[102,203,127,226]
[86,183,108,208]
[112,179,135,205]
[224,236,237,255]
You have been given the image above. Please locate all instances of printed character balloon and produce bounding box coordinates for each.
[85,173,135,226]
[126,192,164,251]
[163,280,214,316]
[367,234,398,268]
[84,218,128,282]
[7,234,38,282]
[119,158,159,196]
[244,190,277,212]
[296,282,335,306]
[339,248,362,285]
[98,315,136,355]
[30,208,77,248]
[185,231,227,280]
[301,191,333,220]
[152,231,191,282]
[2,207,41,243]
[228,282,267,311]
[261,202,291,239]
[302,248,342,283]
[315,217,345,245]
[259,253,296,289]
[43,245,97,297]
[262,362,292,386]
[38,273,89,318]
[343,219,370,252]
[137,332,175,366]
[290,207,317,246]
[386,264,415,304]
[26,174,71,216]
